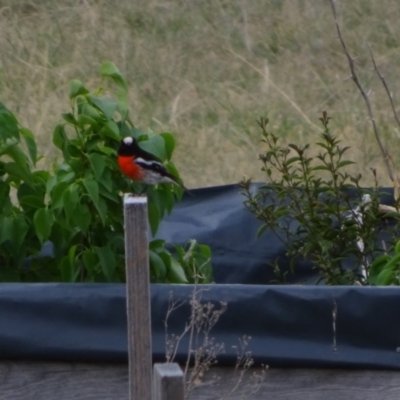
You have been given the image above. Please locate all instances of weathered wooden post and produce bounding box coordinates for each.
[124,193,184,400]
[124,194,152,400]
[153,363,185,400]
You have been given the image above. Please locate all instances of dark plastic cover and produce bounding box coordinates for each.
[1,283,400,369]
[157,183,396,285]
[0,184,399,369]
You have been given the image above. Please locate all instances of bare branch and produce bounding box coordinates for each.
[366,43,400,131]
[328,0,396,185]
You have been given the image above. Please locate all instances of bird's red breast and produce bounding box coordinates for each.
[118,155,145,181]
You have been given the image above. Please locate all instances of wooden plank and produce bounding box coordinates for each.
[0,362,128,400]
[153,363,184,400]
[124,194,152,400]
[1,362,400,400]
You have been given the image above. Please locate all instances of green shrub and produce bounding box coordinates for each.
[241,112,400,285]
[0,62,212,283]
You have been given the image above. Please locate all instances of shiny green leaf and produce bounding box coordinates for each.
[99,62,128,90]
[160,133,175,160]
[53,124,68,149]
[20,128,37,164]
[88,153,106,182]
[63,184,80,222]
[68,79,89,99]
[34,207,53,244]
[168,257,188,283]
[150,250,167,281]
[95,245,116,281]
[139,135,166,161]
[90,96,119,120]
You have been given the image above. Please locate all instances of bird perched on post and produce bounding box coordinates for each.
[117,136,187,190]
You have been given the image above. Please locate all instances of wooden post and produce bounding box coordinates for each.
[124,194,152,400]
[153,363,185,400]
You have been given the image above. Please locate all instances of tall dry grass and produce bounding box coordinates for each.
[0,0,400,187]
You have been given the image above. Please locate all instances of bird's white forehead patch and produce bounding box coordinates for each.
[123,136,134,145]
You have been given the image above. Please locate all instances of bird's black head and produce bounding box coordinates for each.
[118,136,140,156]
[118,136,162,162]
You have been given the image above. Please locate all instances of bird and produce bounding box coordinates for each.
[117,136,188,190]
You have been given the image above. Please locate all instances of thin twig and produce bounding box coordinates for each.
[328,0,395,185]
[366,43,400,130]
[366,42,400,198]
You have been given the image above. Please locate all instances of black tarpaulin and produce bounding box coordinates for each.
[1,184,399,369]
[1,283,400,369]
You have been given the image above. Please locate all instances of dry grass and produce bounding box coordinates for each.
[1,0,400,187]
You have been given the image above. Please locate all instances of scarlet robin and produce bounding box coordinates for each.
[117,136,187,190]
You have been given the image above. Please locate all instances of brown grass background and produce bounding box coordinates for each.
[1,0,400,188]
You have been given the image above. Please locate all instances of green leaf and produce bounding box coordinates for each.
[100,120,120,140]
[0,108,19,139]
[256,223,268,238]
[60,249,80,283]
[337,160,355,169]
[150,239,165,250]
[68,244,78,268]
[72,203,91,234]
[62,184,80,222]
[160,133,175,160]
[139,135,166,161]
[168,257,189,283]
[83,176,99,201]
[83,177,107,224]
[34,207,53,244]
[100,61,120,77]
[81,103,102,121]
[98,120,121,140]
[5,143,30,170]
[0,137,18,156]
[155,184,175,214]
[82,249,98,277]
[97,145,116,156]
[90,96,119,120]
[4,162,32,184]
[148,196,162,236]
[68,79,89,99]
[19,194,45,210]
[150,250,167,281]
[50,181,70,209]
[9,215,29,251]
[32,170,50,187]
[77,114,97,127]
[53,124,68,149]
[198,243,212,259]
[0,181,11,209]
[88,153,106,181]
[62,113,77,125]
[95,245,116,281]
[377,268,395,285]
[116,88,129,120]
[57,170,75,183]
[0,216,13,245]
[98,184,119,203]
[99,62,128,90]
[69,157,85,173]
[20,128,37,165]
[98,168,113,192]
[46,175,57,194]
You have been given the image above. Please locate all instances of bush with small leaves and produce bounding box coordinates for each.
[241,112,400,285]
